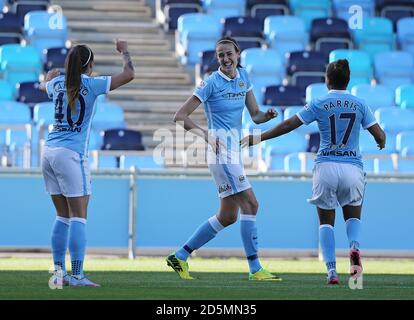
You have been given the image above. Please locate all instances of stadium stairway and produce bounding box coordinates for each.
[51,0,207,153]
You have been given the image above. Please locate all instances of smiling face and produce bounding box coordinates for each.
[216,41,240,78]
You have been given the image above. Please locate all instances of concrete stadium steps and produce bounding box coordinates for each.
[53,0,197,151]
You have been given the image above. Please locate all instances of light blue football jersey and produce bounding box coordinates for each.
[297,90,377,169]
[193,67,252,150]
[45,74,111,156]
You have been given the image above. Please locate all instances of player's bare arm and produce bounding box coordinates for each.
[367,123,386,150]
[241,115,303,147]
[245,90,278,124]
[110,39,135,91]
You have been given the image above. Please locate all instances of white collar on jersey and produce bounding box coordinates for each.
[328,89,350,94]
[217,67,240,81]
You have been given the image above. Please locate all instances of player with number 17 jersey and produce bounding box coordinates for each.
[45,74,111,156]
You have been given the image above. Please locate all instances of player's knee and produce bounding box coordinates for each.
[218,214,238,227]
[247,198,259,214]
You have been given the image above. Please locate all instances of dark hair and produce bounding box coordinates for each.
[65,45,94,112]
[326,59,350,89]
[215,36,242,68]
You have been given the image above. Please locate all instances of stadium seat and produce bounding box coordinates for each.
[350,84,394,110]
[283,152,314,172]
[376,0,414,31]
[352,17,394,59]
[286,50,327,92]
[92,102,126,131]
[247,0,289,21]
[396,131,414,156]
[16,81,49,106]
[0,44,42,94]
[160,0,202,31]
[0,80,13,100]
[23,11,68,56]
[397,158,414,173]
[329,49,372,89]
[176,13,222,65]
[376,158,395,174]
[283,106,318,134]
[310,18,353,57]
[14,2,49,25]
[332,0,375,20]
[374,51,414,90]
[397,17,414,57]
[305,83,328,103]
[203,0,246,20]
[222,16,265,50]
[262,85,304,106]
[195,49,219,82]
[375,107,414,134]
[244,105,283,133]
[240,48,284,103]
[88,129,104,151]
[43,46,68,72]
[289,0,332,31]
[102,129,145,151]
[362,158,375,173]
[263,15,307,59]
[120,155,165,170]
[395,85,414,109]
[359,128,395,154]
[264,131,308,171]
[0,12,22,45]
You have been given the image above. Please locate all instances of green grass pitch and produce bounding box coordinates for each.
[0,257,413,300]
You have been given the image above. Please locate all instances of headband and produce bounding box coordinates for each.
[82,47,92,67]
[216,39,240,51]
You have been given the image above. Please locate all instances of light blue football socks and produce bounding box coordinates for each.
[175,215,224,261]
[51,216,70,273]
[69,217,87,278]
[240,214,262,274]
[319,224,336,272]
[346,218,361,250]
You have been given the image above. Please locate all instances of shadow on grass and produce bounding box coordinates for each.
[0,271,413,300]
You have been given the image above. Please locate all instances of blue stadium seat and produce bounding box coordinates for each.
[263,15,307,59]
[286,50,327,91]
[283,106,318,134]
[397,158,414,173]
[305,83,328,103]
[0,12,22,45]
[283,152,314,172]
[374,51,414,90]
[196,50,219,81]
[88,129,104,151]
[362,158,375,173]
[247,0,289,21]
[102,129,145,151]
[352,17,394,59]
[241,48,284,103]
[177,13,222,65]
[350,84,394,110]
[244,105,283,133]
[374,107,414,134]
[16,81,49,106]
[120,155,164,170]
[376,0,414,31]
[333,0,375,20]
[310,18,353,57]
[396,131,414,156]
[359,128,395,154]
[329,49,372,89]
[203,0,246,20]
[92,102,126,131]
[0,44,42,94]
[397,17,414,57]
[395,85,414,109]
[264,131,308,171]
[0,80,13,100]
[33,101,54,126]
[375,158,395,174]
[262,85,304,106]
[43,47,68,72]
[289,0,332,31]
[222,16,264,51]
[24,11,68,56]
[162,0,202,32]
[14,2,48,25]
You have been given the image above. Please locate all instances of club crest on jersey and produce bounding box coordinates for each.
[238,80,245,88]
[197,80,206,89]
[304,104,310,111]
[239,175,246,183]
[218,183,232,194]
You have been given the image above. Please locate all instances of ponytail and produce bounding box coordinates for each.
[326,59,350,89]
[64,45,94,113]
